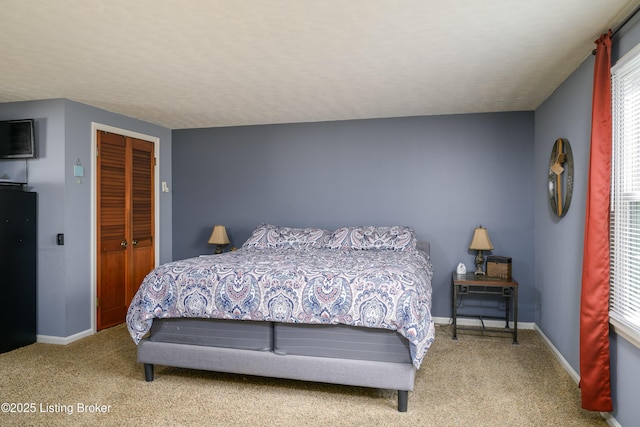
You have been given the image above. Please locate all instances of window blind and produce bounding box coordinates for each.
[611,42,640,341]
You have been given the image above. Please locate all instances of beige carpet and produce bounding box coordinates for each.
[0,323,606,426]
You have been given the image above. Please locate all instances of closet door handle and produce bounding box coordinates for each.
[132,239,138,246]
[120,240,128,248]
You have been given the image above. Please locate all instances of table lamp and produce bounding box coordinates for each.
[469,225,493,275]
[208,225,230,254]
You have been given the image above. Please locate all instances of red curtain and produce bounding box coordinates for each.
[579,31,613,412]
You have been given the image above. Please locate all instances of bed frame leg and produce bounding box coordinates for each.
[397,390,408,412]
[144,364,154,382]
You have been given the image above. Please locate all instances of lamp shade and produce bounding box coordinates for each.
[469,226,493,250]
[208,225,230,245]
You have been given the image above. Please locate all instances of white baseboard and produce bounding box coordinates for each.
[433,318,618,426]
[533,326,620,427]
[433,316,535,330]
[533,324,580,383]
[600,412,620,427]
[37,328,93,345]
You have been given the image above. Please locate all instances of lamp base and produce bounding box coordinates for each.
[474,250,486,275]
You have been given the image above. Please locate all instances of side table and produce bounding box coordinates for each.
[452,272,518,344]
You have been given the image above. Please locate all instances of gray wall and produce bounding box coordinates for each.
[534,17,640,426]
[172,112,535,321]
[0,99,172,337]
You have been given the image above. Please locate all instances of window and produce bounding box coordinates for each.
[611,43,640,347]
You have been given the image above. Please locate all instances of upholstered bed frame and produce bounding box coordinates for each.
[138,318,416,411]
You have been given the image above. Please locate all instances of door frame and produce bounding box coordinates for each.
[90,122,161,333]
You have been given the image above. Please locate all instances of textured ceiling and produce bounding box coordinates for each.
[1,0,639,129]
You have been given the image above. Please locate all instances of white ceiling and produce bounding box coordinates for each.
[1,0,639,130]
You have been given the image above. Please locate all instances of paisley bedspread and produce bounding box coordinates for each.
[126,247,435,368]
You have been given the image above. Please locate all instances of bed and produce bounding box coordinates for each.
[126,224,435,412]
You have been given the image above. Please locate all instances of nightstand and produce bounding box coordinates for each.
[452,272,518,344]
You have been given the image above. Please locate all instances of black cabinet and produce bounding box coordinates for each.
[0,188,36,353]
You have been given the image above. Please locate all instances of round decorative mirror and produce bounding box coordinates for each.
[548,138,574,217]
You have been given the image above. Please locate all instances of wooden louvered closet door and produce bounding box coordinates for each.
[97,130,155,331]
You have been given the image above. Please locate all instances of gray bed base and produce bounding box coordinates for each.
[138,320,416,412]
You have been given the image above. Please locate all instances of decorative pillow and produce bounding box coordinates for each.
[325,225,417,251]
[241,224,273,249]
[242,224,330,249]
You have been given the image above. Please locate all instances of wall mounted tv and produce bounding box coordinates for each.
[0,119,36,159]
